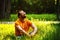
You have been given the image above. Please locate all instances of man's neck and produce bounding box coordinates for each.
[19,18,25,22]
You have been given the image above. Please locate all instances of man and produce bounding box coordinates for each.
[15,10,37,40]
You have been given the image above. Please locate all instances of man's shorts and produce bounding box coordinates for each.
[16,35,26,40]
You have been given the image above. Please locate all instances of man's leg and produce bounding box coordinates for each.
[16,35,26,40]
[16,36,22,40]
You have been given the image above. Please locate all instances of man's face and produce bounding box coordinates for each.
[19,10,26,18]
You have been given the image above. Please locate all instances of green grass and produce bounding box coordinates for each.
[0,20,60,40]
[10,14,57,21]
[0,14,57,21]
[26,14,57,21]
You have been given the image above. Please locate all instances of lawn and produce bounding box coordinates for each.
[0,14,60,40]
[0,14,57,21]
[10,14,57,21]
[0,20,60,40]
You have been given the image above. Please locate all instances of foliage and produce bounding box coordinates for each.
[0,14,56,21]
[10,14,57,21]
[0,20,60,40]
[11,0,55,13]
[26,14,57,21]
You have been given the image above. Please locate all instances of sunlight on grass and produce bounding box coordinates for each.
[0,20,60,40]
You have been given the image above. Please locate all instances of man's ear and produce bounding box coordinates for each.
[19,15,21,18]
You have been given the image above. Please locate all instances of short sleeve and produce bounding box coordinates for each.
[27,20,32,26]
[15,20,20,27]
[15,21,19,25]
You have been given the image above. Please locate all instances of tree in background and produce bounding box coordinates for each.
[56,0,60,21]
[12,0,55,13]
[0,0,11,19]
[0,0,5,19]
[5,0,11,19]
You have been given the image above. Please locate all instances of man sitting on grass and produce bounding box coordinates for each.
[15,10,37,40]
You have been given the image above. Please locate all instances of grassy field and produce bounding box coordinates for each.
[0,14,60,40]
[0,20,60,40]
[10,14,57,21]
[0,14,57,21]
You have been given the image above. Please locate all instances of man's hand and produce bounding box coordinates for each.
[29,32,35,36]
[16,25,31,37]
[29,24,37,36]
[25,32,31,37]
[30,33,35,36]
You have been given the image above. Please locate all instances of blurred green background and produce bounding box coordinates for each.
[0,0,60,40]
[0,0,60,20]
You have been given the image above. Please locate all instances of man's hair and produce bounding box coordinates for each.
[17,10,23,18]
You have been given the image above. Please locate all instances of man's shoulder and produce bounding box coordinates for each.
[25,19,32,24]
[15,19,19,24]
[25,19,30,22]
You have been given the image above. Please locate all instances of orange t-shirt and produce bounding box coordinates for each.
[15,19,32,36]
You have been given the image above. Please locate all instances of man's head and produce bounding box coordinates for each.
[18,10,26,19]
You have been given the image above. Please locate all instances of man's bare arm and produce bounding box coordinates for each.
[15,24,30,37]
[30,24,37,36]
